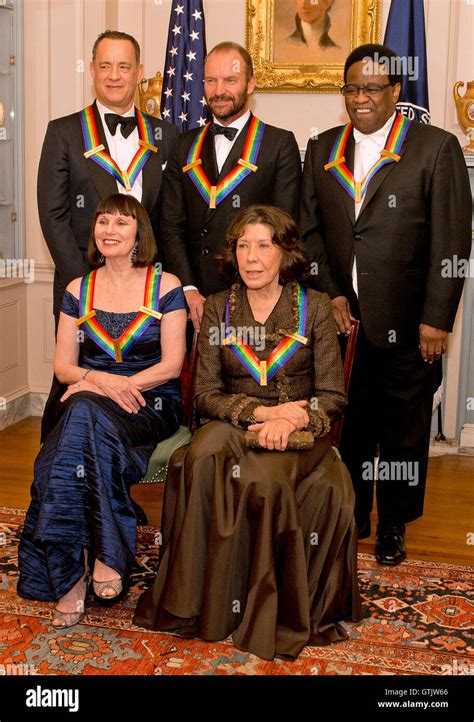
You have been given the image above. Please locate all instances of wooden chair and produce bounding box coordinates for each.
[139,318,359,484]
[331,318,359,449]
[139,332,198,484]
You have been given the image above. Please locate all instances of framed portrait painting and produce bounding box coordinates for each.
[246,0,382,92]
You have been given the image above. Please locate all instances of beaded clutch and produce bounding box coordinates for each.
[244,430,314,450]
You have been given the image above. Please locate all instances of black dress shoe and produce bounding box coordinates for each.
[357,517,371,540]
[376,523,406,566]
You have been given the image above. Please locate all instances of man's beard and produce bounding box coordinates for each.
[206,90,248,122]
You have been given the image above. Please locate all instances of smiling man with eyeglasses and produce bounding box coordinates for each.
[300,43,471,566]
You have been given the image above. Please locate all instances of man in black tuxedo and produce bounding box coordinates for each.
[38,29,178,443]
[160,41,301,330]
[38,30,178,321]
[300,44,472,565]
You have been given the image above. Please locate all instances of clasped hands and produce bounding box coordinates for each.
[60,371,146,414]
[332,296,448,363]
[247,400,310,451]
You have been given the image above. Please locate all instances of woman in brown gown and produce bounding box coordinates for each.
[134,205,362,660]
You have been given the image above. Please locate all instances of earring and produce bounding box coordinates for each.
[130,243,138,264]
[96,249,104,264]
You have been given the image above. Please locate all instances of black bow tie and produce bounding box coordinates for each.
[104,113,137,138]
[209,122,238,141]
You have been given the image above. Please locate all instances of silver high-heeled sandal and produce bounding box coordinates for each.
[51,573,90,629]
[92,576,123,600]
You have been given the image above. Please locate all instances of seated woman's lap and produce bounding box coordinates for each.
[182,420,345,496]
[52,390,178,446]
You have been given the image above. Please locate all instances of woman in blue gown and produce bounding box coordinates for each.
[17,194,187,628]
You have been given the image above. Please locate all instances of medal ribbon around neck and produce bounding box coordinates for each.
[324,113,411,203]
[80,105,157,191]
[76,265,162,363]
[182,115,265,209]
[222,284,308,386]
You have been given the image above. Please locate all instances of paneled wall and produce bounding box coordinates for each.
[0,0,472,442]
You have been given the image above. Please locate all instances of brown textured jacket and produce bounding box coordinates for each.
[193,282,346,436]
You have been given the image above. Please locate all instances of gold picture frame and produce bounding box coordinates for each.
[246,0,382,93]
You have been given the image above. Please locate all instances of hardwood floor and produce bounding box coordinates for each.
[1,417,473,565]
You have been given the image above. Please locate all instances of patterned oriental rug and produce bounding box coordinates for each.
[0,507,472,676]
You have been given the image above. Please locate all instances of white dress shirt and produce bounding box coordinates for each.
[213,109,251,173]
[96,100,143,202]
[351,112,396,297]
[184,110,251,293]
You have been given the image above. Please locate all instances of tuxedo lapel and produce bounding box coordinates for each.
[199,129,220,225]
[357,119,411,218]
[358,141,407,217]
[200,115,254,225]
[141,117,161,211]
[201,129,219,185]
[86,101,118,200]
[216,115,252,181]
[333,133,356,225]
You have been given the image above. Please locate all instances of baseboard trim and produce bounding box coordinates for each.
[459,423,474,449]
[0,391,48,431]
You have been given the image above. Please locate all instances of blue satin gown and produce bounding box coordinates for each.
[17,279,186,602]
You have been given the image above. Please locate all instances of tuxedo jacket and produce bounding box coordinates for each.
[37,100,178,316]
[300,120,472,348]
[160,114,302,296]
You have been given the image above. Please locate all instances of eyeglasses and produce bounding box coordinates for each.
[341,83,392,97]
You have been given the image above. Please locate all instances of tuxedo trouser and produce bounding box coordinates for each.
[40,312,61,444]
[339,321,439,526]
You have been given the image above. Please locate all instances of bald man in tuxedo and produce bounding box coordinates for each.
[160,41,301,331]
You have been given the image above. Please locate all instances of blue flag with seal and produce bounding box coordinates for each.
[161,0,211,132]
[384,0,430,124]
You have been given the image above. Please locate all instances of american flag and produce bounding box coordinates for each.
[160,0,210,132]
[384,0,430,124]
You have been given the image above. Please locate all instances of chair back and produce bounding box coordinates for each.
[180,331,198,429]
[137,72,163,118]
[331,318,359,448]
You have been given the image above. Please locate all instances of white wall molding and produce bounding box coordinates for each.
[0,278,29,290]
[443,0,460,136]
[459,423,474,449]
[33,263,54,285]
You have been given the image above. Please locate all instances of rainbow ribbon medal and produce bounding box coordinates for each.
[76,265,162,363]
[223,284,308,386]
[182,115,265,209]
[80,105,157,191]
[324,113,411,203]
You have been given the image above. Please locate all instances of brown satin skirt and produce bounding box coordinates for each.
[133,421,363,661]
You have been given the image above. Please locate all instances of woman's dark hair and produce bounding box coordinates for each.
[87,194,157,267]
[218,205,309,285]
